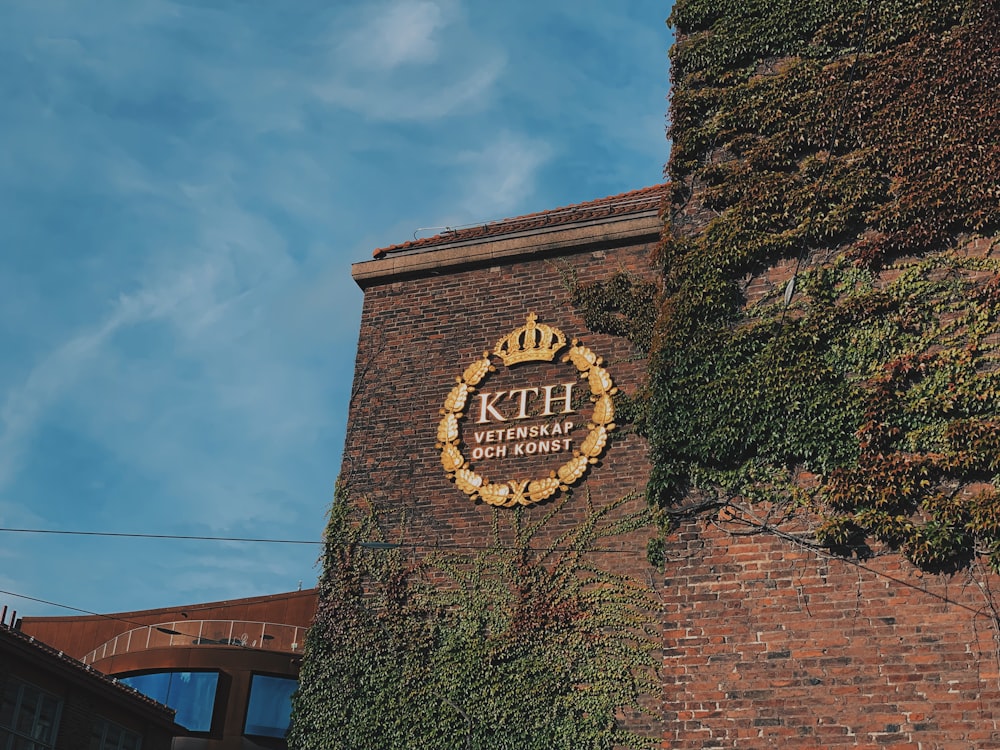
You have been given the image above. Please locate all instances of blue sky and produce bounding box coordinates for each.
[0,1,672,618]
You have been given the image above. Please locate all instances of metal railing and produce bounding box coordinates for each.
[81,620,304,665]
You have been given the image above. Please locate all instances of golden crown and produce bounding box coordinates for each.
[493,313,567,366]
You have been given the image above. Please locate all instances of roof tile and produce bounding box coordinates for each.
[372,184,667,258]
[0,624,176,717]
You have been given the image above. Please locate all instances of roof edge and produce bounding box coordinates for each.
[0,624,178,725]
[20,588,318,625]
[371,184,666,259]
[354,209,662,289]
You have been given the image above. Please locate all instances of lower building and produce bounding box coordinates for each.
[1,611,178,750]
[19,589,317,750]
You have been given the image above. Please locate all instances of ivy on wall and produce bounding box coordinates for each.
[289,493,659,750]
[292,4,1000,744]
[570,272,660,355]
[635,0,1000,570]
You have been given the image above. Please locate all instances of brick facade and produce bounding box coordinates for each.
[340,186,1000,748]
[343,188,663,559]
[662,520,1000,749]
[1,623,177,750]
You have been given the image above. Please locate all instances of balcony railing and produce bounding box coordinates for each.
[81,620,305,665]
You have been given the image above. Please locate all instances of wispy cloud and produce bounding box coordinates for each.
[315,0,506,121]
[455,132,553,219]
[0,0,669,617]
[314,55,505,121]
[0,266,212,494]
[0,139,356,534]
[339,0,447,71]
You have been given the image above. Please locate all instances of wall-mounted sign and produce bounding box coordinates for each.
[437,313,617,507]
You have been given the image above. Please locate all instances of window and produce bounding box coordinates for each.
[0,678,62,750]
[243,675,296,739]
[119,671,218,732]
[90,718,141,750]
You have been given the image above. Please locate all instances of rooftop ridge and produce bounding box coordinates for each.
[0,623,176,717]
[20,587,318,624]
[372,184,666,259]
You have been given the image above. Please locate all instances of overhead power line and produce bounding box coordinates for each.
[0,586,319,639]
[0,527,321,545]
[0,526,637,554]
[3,527,993,622]
[0,588,137,621]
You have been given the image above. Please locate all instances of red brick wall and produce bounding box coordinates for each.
[1,631,176,750]
[342,241,658,557]
[345,226,1000,748]
[662,519,1000,749]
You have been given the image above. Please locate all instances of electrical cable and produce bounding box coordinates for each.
[0,588,138,621]
[708,509,996,621]
[3,534,996,625]
[0,527,320,545]
[0,586,322,630]
[0,586,317,659]
[0,525,636,554]
[0,587,210,633]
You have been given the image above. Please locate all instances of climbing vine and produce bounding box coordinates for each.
[295,3,1000,742]
[289,491,660,750]
[569,0,1000,571]
[570,272,660,355]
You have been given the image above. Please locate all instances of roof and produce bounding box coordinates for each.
[0,623,177,723]
[372,184,667,259]
[22,587,319,624]
[20,588,318,660]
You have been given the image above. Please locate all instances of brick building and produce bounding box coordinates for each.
[20,589,317,750]
[344,185,663,554]
[1,610,178,750]
[325,184,1000,748]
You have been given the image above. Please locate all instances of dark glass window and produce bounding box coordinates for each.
[120,671,218,732]
[89,718,142,750]
[244,675,296,738]
[0,678,62,750]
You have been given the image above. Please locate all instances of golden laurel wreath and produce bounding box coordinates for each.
[436,314,617,507]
